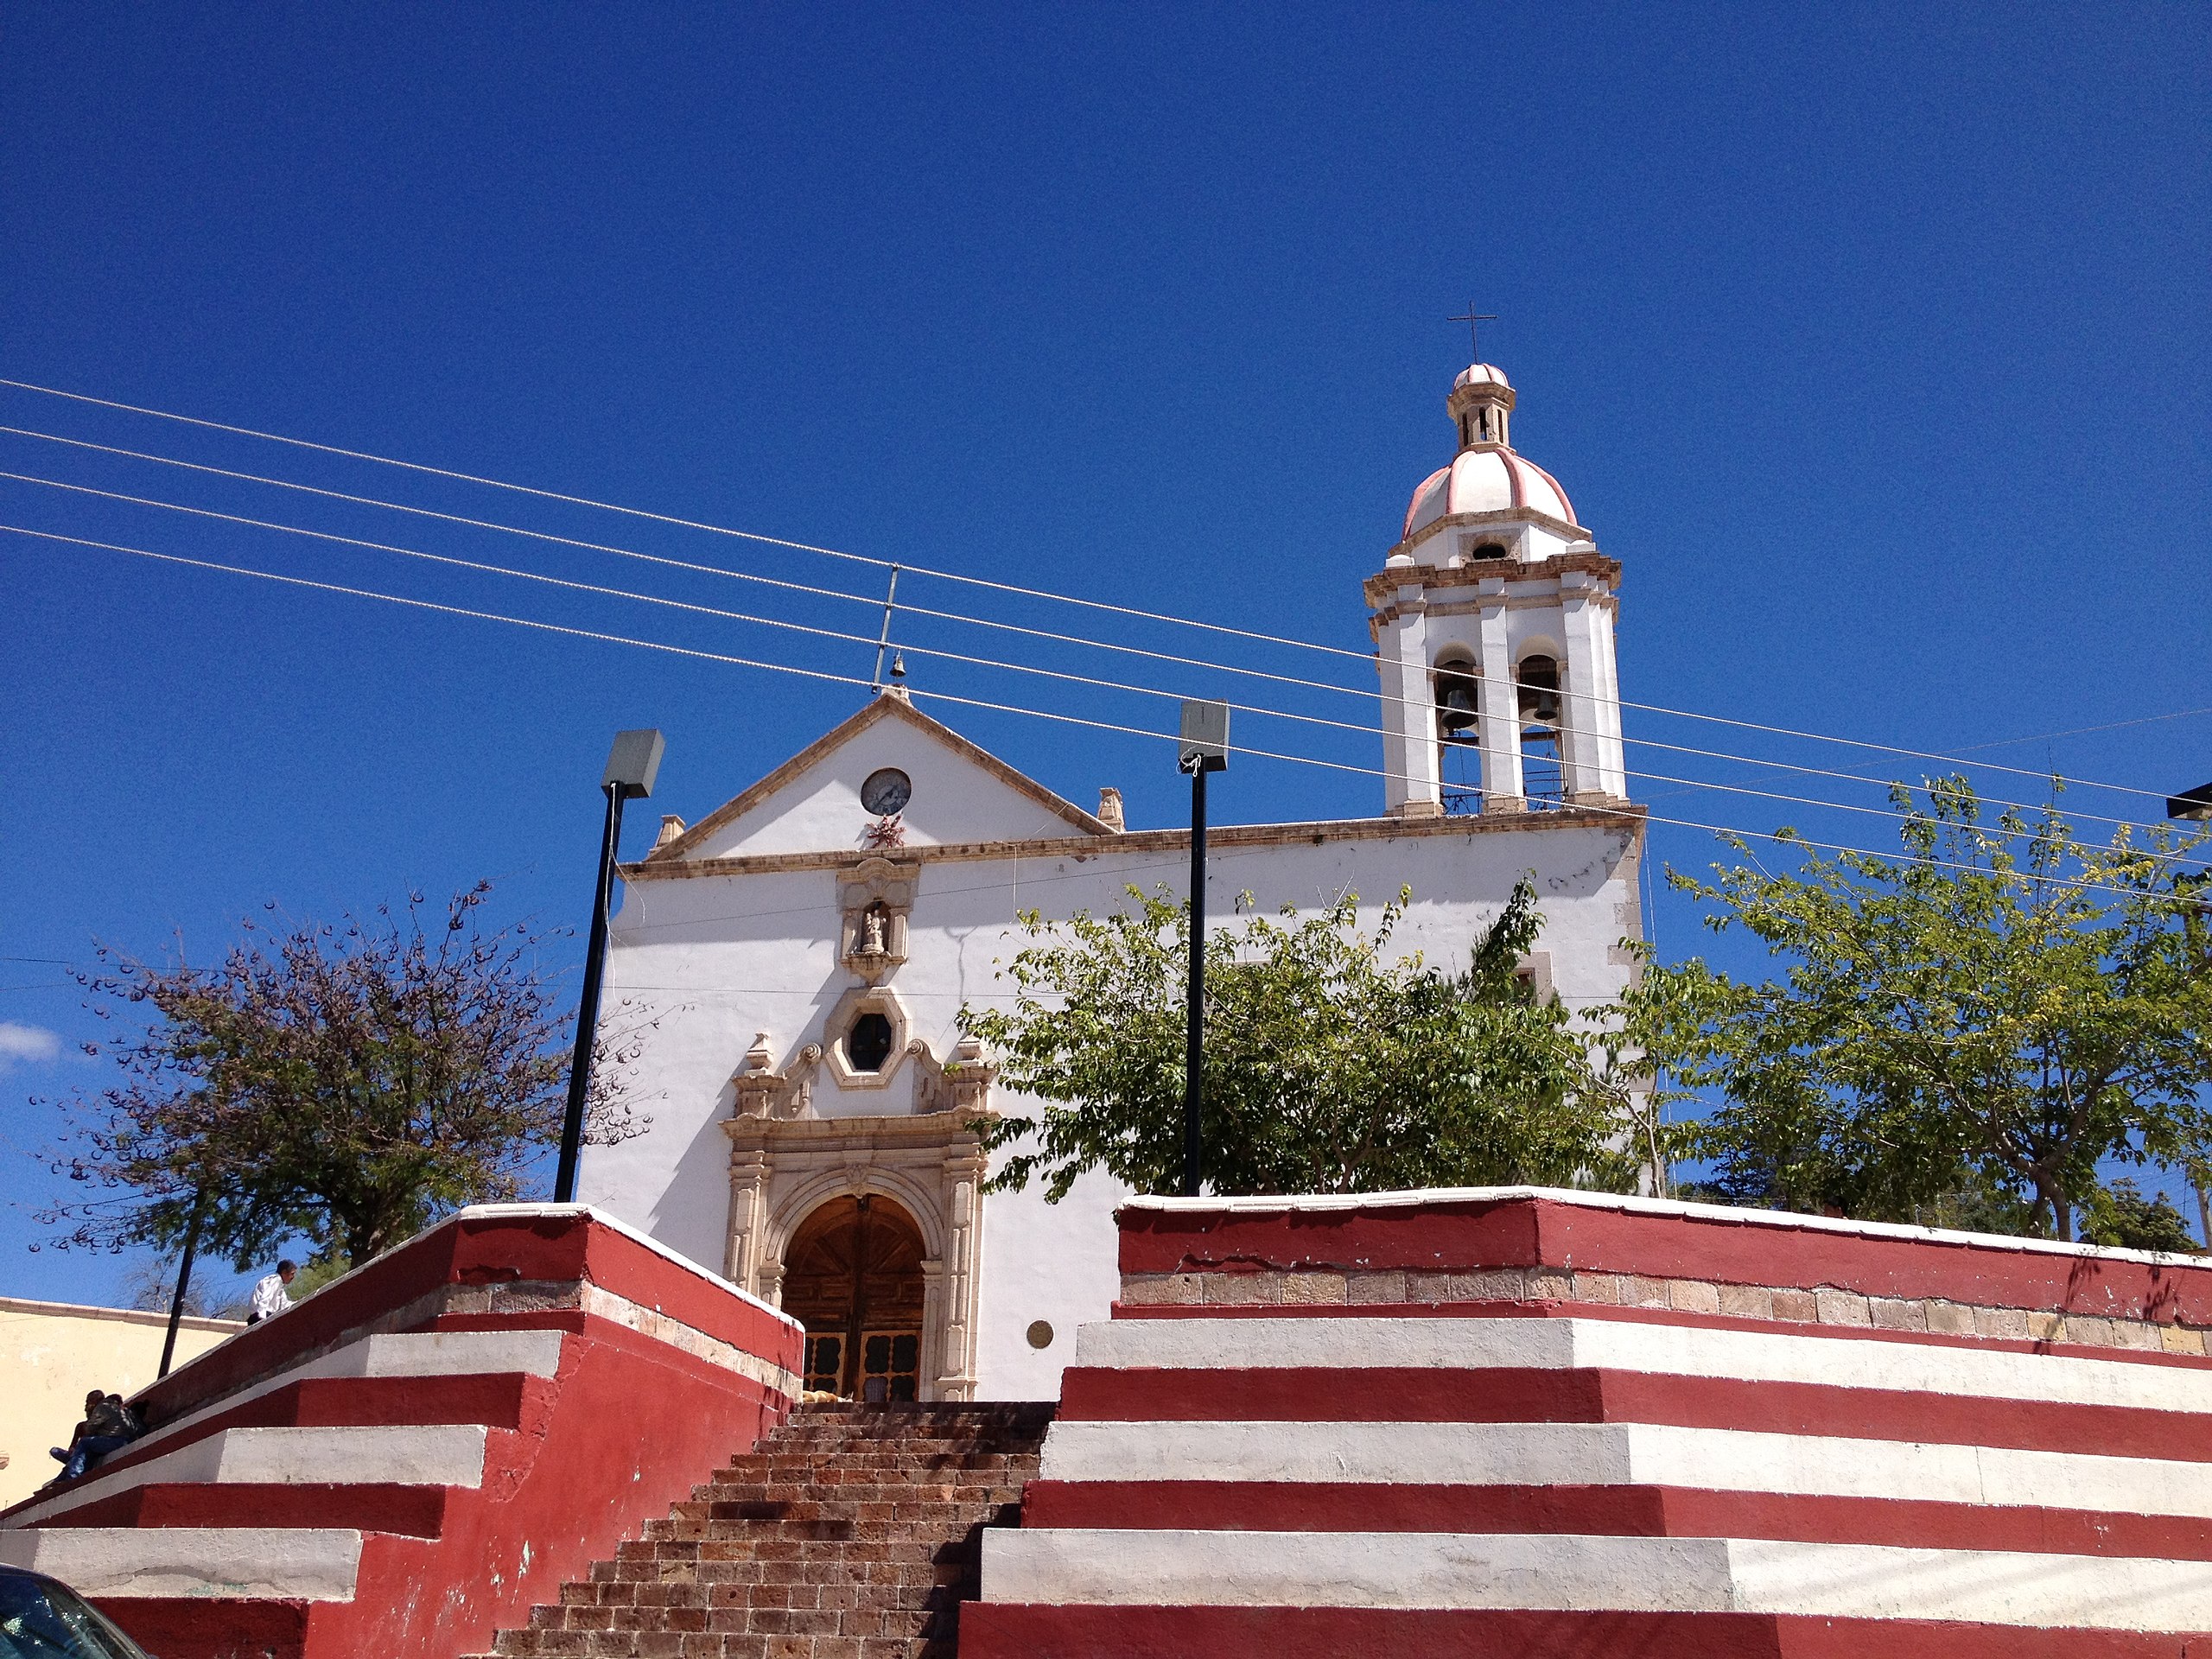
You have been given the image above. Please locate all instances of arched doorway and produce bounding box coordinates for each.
[779,1194,927,1401]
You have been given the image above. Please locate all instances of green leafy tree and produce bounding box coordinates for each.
[2080,1179,2198,1254]
[958,879,1640,1200]
[40,884,652,1271]
[1650,779,2212,1241]
[1589,938,1719,1201]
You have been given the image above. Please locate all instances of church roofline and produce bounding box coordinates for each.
[645,692,1114,864]
[623,801,1645,882]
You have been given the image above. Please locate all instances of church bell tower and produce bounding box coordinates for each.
[1369,363,1629,817]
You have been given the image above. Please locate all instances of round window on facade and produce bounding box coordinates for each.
[1026,1320,1055,1350]
[860,767,912,817]
[846,1011,896,1073]
[1470,542,1510,561]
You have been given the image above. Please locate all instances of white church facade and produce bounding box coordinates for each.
[580,361,1644,1402]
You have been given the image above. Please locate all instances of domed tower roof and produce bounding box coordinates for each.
[1397,364,1582,543]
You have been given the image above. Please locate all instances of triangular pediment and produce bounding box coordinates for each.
[650,694,1111,862]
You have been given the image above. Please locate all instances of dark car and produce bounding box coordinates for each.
[0,1564,152,1658]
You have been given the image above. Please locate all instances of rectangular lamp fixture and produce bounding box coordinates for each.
[1179,699,1230,773]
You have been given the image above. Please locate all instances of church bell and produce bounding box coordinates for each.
[1439,685,1480,743]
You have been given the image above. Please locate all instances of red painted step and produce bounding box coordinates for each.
[35,1481,451,1537]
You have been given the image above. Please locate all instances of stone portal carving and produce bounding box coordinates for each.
[722,1064,998,1402]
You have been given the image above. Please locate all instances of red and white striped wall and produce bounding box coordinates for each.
[0,1203,801,1659]
[964,1186,2212,1658]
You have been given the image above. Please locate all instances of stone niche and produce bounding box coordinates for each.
[838,857,918,984]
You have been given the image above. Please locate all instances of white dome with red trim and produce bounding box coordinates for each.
[1396,362,1583,546]
[1401,448,1578,542]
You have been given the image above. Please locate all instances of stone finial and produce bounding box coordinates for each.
[732,1033,783,1117]
[653,814,687,849]
[1096,787,1125,832]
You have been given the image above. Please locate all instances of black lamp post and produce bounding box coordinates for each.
[156,1190,207,1379]
[553,728,664,1205]
[1178,700,1230,1198]
[2166,780,2211,1244]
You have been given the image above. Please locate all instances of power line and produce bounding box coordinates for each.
[1,451,2187,830]
[1955,707,2212,753]
[0,426,1437,716]
[0,385,2190,804]
[0,522,1380,780]
[4,464,2190,843]
[0,425,888,616]
[0,378,1363,663]
[9,520,2198,906]
[0,468,1396,750]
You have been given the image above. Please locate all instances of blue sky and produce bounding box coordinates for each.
[3,5,2207,1305]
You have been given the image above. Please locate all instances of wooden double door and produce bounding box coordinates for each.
[780,1194,926,1402]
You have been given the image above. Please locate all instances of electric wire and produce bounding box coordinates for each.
[1955,708,2212,753]
[0,383,2191,805]
[6,520,2197,906]
[0,425,1459,716]
[2,463,2190,844]
[0,378,1361,661]
[0,523,1386,780]
[0,468,1406,749]
[0,457,2186,833]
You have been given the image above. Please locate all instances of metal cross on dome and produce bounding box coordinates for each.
[1446,302,1497,361]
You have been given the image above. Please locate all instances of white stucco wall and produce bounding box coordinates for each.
[580,742,1643,1402]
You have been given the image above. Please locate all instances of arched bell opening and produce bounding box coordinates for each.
[779,1193,926,1402]
[1433,653,1484,816]
[1516,653,1565,807]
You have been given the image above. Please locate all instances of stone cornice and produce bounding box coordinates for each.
[722,1109,993,1153]
[623,804,1646,882]
[1384,507,1592,567]
[1363,548,1624,610]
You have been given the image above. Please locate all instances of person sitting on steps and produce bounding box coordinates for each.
[51,1390,143,1483]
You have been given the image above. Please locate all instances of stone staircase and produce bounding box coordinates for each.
[0,1205,804,1659]
[471,1402,1053,1659]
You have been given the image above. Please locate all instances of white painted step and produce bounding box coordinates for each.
[982,1528,2212,1634]
[1039,1417,2212,1520]
[1077,1314,2212,1414]
[5,1425,488,1529]
[0,1525,363,1601]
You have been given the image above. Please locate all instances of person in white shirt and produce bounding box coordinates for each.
[246,1259,297,1325]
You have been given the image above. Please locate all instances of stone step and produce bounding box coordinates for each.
[465,1402,1052,1658]
[0,1526,365,1603]
[685,1495,1030,1522]
[657,1497,1026,1525]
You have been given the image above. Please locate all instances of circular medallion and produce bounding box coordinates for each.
[1025,1319,1055,1351]
[860,767,912,817]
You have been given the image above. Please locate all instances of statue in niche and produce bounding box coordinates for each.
[838,856,915,984]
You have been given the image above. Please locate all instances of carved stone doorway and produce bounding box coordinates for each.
[779,1194,927,1402]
